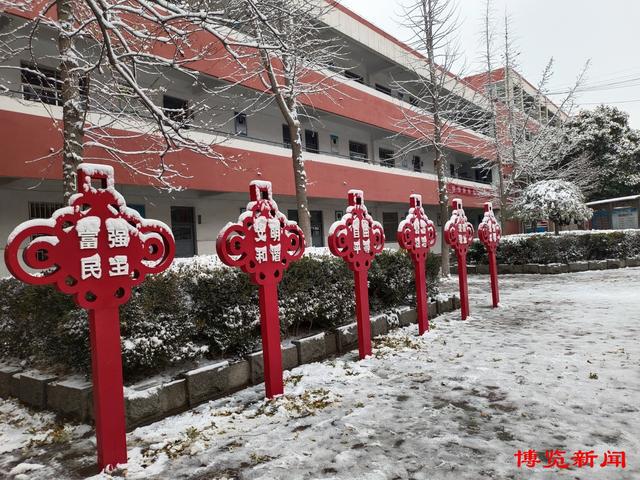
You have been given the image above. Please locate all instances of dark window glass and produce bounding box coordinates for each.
[413,155,422,172]
[344,70,364,84]
[163,95,193,127]
[349,141,368,161]
[305,129,319,153]
[21,63,61,106]
[375,84,392,96]
[171,206,196,257]
[234,112,247,136]
[379,148,395,168]
[382,212,399,241]
[282,124,291,148]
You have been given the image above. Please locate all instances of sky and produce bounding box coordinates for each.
[340,0,640,128]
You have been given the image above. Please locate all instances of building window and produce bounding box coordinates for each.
[412,155,422,172]
[450,163,456,177]
[349,141,368,161]
[163,95,193,126]
[21,63,61,106]
[29,201,64,261]
[234,112,248,136]
[330,134,339,154]
[305,129,319,153]
[282,124,291,148]
[379,148,395,168]
[288,209,324,247]
[382,212,399,241]
[344,70,364,84]
[375,83,392,96]
[29,201,64,220]
[128,203,146,217]
[171,206,197,257]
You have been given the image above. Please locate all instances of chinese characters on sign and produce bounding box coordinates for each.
[444,198,474,320]
[477,202,502,308]
[4,163,175,470]
[515,449,626,469]
[329,190,385,359]
[216,181,305,398]
[397,194,437,335]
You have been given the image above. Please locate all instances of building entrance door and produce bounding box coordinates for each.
[171,206,196,257]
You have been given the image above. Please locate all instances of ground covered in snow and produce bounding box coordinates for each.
[1,268,639,479]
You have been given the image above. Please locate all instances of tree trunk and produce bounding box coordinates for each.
[434,148,450,275]
[423,0,450,275]
[57,0,85,202]
[289,122,312,246]
[554,221,560,235]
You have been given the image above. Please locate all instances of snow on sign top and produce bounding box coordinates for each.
[478,202,501,250]
[397,194,437,263]
[444,198,474,255]
[4,164,175,309]
[329,190,384,272]
[216,181,305,286]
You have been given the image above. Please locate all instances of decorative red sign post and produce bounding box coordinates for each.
[329,190,385,359]
[444,198,475,320]
[397,194,437,335]
[478,202,502,308]
[4,163,175,470]
[216,181,305,399]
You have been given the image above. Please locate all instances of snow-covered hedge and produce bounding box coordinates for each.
[0,250,440,380]
[468,230,640,265]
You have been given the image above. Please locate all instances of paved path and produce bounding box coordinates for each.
[1,268,639,479]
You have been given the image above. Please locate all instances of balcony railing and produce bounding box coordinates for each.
[0,88,494,186]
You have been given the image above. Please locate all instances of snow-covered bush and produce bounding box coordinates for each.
[469,230,640,265]
[513,180,592,234]
[181,265,260,357]
[279,256,355,334]
[0,249,441,380]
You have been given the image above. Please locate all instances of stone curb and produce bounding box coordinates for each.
[465,257,640,275]
[0,295,461,430]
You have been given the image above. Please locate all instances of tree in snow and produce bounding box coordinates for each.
[512,179,592,235]
[477,2,593,217]
[0,0,254,200]
[231,0,344,245]
[395,0,493,275]
[562,105,640,201]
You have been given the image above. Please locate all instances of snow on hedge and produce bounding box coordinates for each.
[513,179,592,226]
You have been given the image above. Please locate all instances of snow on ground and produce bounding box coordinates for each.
[1,268,639,479]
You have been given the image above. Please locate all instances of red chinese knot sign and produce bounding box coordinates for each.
[329,190,384,358]
[444,198,474,320]
[397,194,437,335]
[6,165,175,308]
[478,202,502,307]
[216,180,304,398]
[4,163,175,471]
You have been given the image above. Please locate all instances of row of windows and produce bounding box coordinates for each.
[19,64,483,178]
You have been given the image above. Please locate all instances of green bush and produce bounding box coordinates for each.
[0,250,441,380]
[468,231,640,265]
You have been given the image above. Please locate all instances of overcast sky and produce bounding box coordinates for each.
[340,0,640,128]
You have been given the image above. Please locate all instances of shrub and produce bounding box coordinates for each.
[0,249,441,380]
[468,230,640,265]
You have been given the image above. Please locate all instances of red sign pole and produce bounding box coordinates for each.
[329,190,385,359]
[397,194,437,335]
[478,202,502,308]
[444,198,475,320]
[89,307,127,467]
[4,164,175,471]
[217,181,305,399]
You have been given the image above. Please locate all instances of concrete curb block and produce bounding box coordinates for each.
[470,257,640,275]
[1,296,462,427]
